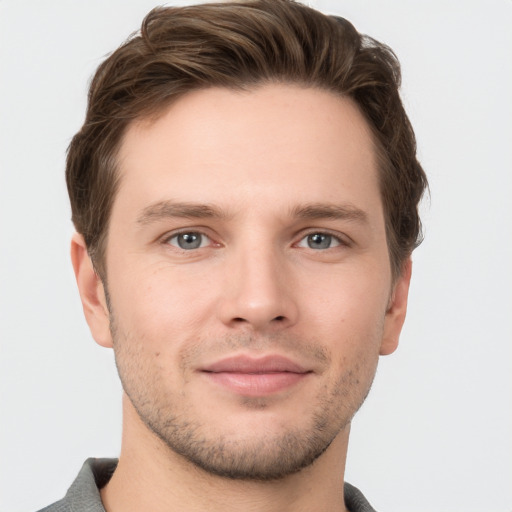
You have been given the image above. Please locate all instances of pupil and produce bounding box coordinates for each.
[308,233,331,249]
[178,233,201,249]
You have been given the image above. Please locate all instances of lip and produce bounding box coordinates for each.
[202,354,309,374]
[200,355,312,396]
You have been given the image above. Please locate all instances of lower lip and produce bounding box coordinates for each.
[202,371,309,396]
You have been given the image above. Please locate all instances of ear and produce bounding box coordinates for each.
[70,233,113,348]
[380,258,412,356]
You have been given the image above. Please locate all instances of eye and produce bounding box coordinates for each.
[297,233,342,250]
[167,232,211,250]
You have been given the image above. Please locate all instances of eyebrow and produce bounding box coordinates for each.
[290,203,369,224]
[137,200,231,225]
[137,200,369,226]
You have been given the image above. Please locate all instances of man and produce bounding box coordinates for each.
[40,1,427,511]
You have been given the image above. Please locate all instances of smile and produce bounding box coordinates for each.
[200,355,313,396]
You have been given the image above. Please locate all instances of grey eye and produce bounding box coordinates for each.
[297,233,341,250]
[169,232,208,250]
[308,233,332,249]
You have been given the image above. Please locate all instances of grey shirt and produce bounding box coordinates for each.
[37,458,378,512]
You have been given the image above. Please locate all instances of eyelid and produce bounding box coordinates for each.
[157,227,351,250]
[160,228,220,248]
[294,228,352,248]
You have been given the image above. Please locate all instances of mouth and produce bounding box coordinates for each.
[200,355,313,396]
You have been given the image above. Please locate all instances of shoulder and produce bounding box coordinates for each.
[344,482,379,512]
[36,498,69,512]
[34,458,117,512]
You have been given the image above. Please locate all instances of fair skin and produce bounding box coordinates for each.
[72,84,411,512]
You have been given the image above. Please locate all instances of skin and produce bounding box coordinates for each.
[72,84,411,512]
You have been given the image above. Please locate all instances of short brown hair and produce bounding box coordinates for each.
[67,0,428,280]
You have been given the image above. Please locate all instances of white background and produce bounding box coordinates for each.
[1,1,511,511]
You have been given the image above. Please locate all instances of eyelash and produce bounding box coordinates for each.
[295,231,348,250]
[162,229,349,252]
[163,230,216,251]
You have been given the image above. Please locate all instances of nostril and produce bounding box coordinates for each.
[273,316,285,322]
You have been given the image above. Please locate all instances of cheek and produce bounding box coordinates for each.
[108,265,220,350]
[304,267,390,331]
[302,267,389,386]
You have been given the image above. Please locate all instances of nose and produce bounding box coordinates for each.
[217,243,299,332]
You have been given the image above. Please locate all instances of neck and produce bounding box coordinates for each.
[100,395,350,512]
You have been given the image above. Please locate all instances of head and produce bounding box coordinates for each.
[67,0,427,283]
[69,0,427,482]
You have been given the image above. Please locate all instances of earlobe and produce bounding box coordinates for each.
[380,259,412,356]
[70,233,113,348]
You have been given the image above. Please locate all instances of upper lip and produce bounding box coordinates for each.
[201,355,310,374]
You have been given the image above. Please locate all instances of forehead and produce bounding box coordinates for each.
[115,84,380,218]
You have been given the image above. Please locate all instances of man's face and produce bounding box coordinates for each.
[87,84,409,480]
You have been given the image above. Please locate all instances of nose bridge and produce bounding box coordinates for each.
[219,233,297,330]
